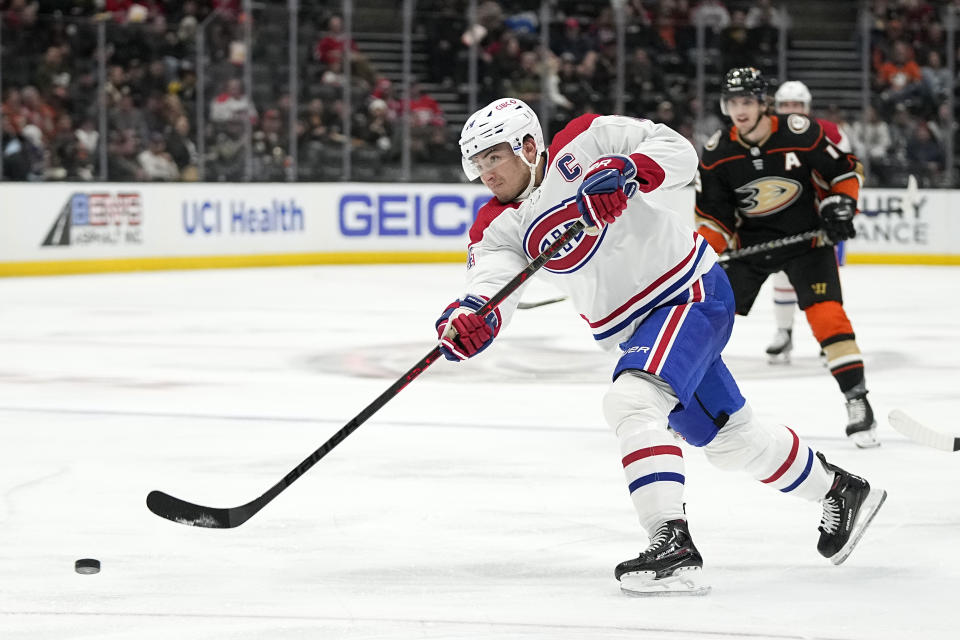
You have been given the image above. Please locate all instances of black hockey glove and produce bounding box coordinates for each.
[818,193,857,243]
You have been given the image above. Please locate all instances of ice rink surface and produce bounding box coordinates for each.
[1,262,957,639]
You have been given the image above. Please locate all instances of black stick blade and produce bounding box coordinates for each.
[146,490,246,528]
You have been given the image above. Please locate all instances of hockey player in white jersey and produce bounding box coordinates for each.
[766,80,855,363]
[437,98,886,595]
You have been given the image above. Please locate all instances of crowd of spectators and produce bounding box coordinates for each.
[862,0,956,186]
[1,0,958,186]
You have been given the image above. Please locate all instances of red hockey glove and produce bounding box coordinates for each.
[435,294,500,361]
[576,155,638,235]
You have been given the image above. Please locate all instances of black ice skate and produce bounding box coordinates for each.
[765,328,793,364]
[845,390,880,448]
[816,452,887,565]
[615,519,710,596]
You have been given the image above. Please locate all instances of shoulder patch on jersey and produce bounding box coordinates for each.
[547,113,602,169]
[469,198,519,245]
[787,114,810,134]
[705,129,722,151]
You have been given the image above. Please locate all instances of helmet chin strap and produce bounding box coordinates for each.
[515,154,540,200]
[740,111,766,140]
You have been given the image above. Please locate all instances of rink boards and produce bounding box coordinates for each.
[0,182,957,276]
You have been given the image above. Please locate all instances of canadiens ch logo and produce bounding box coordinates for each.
[523,199,604,273]
[735,177,802,217]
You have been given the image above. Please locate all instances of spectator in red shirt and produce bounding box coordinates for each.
[313,15,377,85]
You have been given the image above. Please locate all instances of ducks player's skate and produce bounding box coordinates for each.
[816,453,886,565]
[615,519,710,596]
[844,387,880,448]
[765,328,793,364]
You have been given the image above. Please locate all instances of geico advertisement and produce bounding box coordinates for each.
[332,184,490,247]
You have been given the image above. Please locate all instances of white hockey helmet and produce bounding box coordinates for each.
[459,97,544,181]
[775,81,812,113]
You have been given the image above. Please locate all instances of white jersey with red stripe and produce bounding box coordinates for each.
[464,114,715,351]
[817,117,851,153]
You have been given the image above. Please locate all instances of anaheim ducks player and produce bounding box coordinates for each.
[765,80,856,364]
[695,68,878,448]
[433,97,885,596]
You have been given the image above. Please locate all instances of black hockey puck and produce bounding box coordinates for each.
[75,558,100,574]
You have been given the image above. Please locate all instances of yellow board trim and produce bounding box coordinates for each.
[844,254,960,265]
[0,252,467,277]
[2,252,959,278]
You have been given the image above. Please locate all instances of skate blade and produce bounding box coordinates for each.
[830,487,887,566]
[619,566,711,597]
[849,427,881,449]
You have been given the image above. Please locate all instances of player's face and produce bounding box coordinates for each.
[473,142,529,203]
[725,96,764,131]
[777,100,809,115]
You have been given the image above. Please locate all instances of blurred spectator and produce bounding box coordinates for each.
[371,78,403,120]
[556,53,598,117]
[210,78,257,124]
[877,40,924,112]
[920,50,950,104]
[252,108,289,181]
[165,114,199,180]
[718,9,753,70]
[906,122,944,186]
[138,132,180,181]
[552,18,595,64]
[107,129,148,181]
[313,14,377,86]
[654,100,680,130]
[488,31,524,93]
[689,96,723,152]
[504,50,544,108]
[849,105,892,180]
[625,48,665,114]
[110,91,150,142]
[3,123,46,181]
[208,120,246,181]
[35,46,69,95]
[691,0,730,41]
[75,117,100,160]
[20,86,56,141]
[408,84,446,130]
[300,98,331,144]
[745,0,788,29]
[48,112,83,180]
[364,98,396,160]
[927,103,957,151]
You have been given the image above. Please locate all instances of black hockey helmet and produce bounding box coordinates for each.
[720,67,768,115]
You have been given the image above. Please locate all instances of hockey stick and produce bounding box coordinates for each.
[717,230,826,263]
[517,295,568,310]
[888,409,960,452]
[147,219,589,528]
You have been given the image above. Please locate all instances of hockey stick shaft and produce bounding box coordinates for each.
[717,230,826,263]
[147,219,588,528]
[517,296,568,310]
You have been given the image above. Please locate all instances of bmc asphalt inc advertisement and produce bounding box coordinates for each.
[0,183,956,275]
